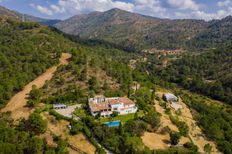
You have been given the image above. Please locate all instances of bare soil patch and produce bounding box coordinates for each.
[41,112,96,154]
[0,53,71,121]
[142,132,169,150]
[155,91,220,153]
[142,101,189,150]
[178,98,220,154]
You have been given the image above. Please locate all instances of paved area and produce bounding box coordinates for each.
[55,104,81,119]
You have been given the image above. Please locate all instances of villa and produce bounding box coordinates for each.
[88,95,138,118]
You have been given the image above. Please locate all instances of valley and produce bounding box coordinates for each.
[1,3,232,154]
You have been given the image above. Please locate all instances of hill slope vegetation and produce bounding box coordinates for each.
[153,45,232,105]
[0,16,72,106]
[55,8,232,51]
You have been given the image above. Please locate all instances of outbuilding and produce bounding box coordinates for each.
[53,104,67,109]
[164,93,178,102]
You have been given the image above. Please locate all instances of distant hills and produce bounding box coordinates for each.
[1,5,232,51]
[0,6,60,26]
[55,8,232,51]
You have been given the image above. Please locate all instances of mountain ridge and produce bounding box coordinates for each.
[0,5,61,26]
[55,8,232,51]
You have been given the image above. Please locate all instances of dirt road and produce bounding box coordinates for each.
[0,53,71,121]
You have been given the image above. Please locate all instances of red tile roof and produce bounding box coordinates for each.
[89,96,135,112]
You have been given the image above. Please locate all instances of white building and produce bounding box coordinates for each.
[164,93,182,111]
[53,104,67,109]
[88,95,138,118]
[164,93,178,102]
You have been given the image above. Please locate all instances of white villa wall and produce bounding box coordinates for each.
[89,97,138,117]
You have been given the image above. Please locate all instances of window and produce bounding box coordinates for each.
[113,108,118,111]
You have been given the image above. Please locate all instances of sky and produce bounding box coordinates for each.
[0,0,232,21]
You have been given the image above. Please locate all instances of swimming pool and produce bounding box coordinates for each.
[105,120,121,127]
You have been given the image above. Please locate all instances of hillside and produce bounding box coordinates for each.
[55,8,208,51]
[151,45,232,105]
[55,8,232,51]
[188,16,232,49]
[0,16,72,107]
[0,6,60,25]
[2,5,232,154]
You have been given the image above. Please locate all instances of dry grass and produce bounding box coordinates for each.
[178,98,220,154]
[141,100,190,150]
[142,132,170,150]
[41,112,96,154]
[0,53,71,122]
[154,90,220,153]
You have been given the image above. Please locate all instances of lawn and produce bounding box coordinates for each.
[99,111,144,124]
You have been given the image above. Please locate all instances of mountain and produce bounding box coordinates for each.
[55,8,232,51]
[0,6,61,26]
[188,15,232,49]
[55,8,208,51]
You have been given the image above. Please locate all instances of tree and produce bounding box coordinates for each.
[27,113,47,134]
[184,142,198,152]
[27,137,44,154]
[27,99,38,107]
[143,110,160,129]
[170,132,181,145]
[204,143,212,154]
[151,85,156,101]
[29,85,42,100]
[88,76,100,93]
[112,111,119,117]
[70,122,83,135]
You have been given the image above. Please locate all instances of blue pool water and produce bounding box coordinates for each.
[105,120,121,127]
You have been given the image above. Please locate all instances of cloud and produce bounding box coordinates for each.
[176,9,232,21]
[134,0,167,17]
[30,0,231,20]
[50,4,65,14]
[193,10,228,20]
[31,0,166,17]
[31,4,53,15]
[165,0,200,11]
[218,0,231,7]
[49,0,134,14]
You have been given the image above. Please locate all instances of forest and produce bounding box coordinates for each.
[151,45,232,105]
[0,17,72,107]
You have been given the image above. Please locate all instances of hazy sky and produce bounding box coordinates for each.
[1,0,232,20]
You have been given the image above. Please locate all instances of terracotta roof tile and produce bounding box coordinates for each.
[89,96,135,112]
